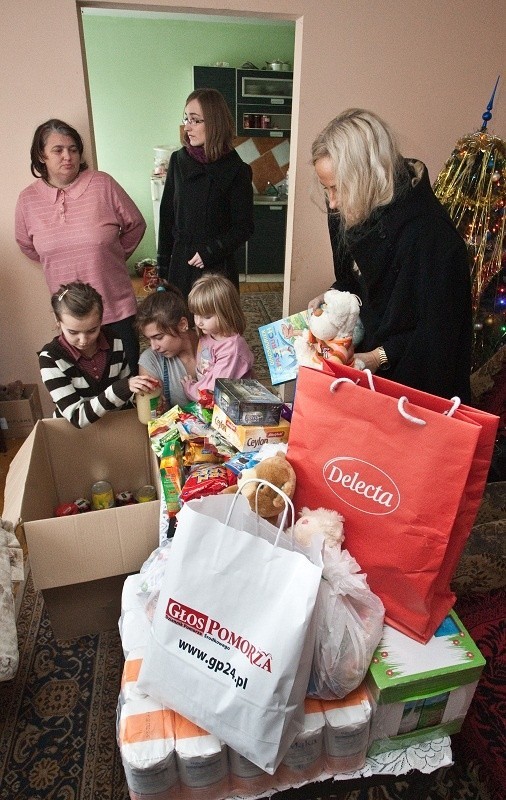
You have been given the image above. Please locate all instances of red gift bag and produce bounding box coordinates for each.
[287,365,499,642]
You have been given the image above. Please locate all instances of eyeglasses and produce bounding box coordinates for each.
[182,116,205,126]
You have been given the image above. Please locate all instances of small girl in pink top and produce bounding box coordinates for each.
[181,273,254,401]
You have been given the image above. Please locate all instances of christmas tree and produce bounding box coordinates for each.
[433,78,506,372]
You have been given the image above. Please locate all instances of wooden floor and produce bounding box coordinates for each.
[131,275,284,297]
[1,275,284,514]
[1,436,24,516]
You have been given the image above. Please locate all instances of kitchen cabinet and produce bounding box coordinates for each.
[238,201,287,275]
[193,66,292,138]
[193,66,236,117]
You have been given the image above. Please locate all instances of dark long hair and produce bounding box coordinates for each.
[183,89,234,162]
[51,281,103,321]
[30,119,88,180]
[136,283,193,336]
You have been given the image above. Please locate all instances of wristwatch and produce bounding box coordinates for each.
[377,347,389,370]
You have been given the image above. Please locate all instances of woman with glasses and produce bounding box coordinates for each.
[157,88,254,299]
[308,108,472,402]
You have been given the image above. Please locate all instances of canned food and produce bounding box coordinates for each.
[91,481,115,510]
[115,490,136,506]
[261,115,271,129]
[74,497,91,513]
[55,502,80,517]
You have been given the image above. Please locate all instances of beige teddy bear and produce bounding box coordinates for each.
[294,506,345,555]
[221,451,296,525]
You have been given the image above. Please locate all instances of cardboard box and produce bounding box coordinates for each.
[211,404,290,453]
[214,378,282,426]
[0,383,43,439]
[366,610,485,755]
[2,409,160,639]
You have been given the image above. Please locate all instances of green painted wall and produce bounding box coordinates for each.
[82,15,295,269]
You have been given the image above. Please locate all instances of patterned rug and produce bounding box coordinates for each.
[0,573,129,800]
[0,578,493,800]
[1,330,500,800]
[242,291,283,392]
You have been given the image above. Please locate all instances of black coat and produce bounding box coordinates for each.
[328,160,473,402]
[157,147,254,297]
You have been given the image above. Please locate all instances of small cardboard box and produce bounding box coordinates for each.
[366,610,485,755]
[214,378,282,426]
[3,409,160,639]
[0,383,43,439]
[211,404,290,452]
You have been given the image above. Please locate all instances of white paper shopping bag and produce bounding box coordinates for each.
[137,485,323,774]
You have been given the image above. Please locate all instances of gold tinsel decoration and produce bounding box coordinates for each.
[433,78,506,316]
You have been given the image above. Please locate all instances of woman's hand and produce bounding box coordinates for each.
[188,251,204,269]
[354,348,381,373]
[128,374,160,395]
[308,293,326,312]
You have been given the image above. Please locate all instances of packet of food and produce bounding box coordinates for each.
[180,463,237,503]
[159,439,185,516]
[183,439,226,466]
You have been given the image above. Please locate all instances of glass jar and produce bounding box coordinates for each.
[91,481,115,510]
[136,386,161,424]
[135,484,157,503]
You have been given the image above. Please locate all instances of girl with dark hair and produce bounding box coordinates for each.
[15,119,146,374]
[39,281,158,428]
[157,89,254,298]
[137,283,198,409]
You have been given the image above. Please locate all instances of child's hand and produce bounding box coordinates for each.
[128,375,160,395]
[180,374,194,395]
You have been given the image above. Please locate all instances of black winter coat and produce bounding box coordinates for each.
[328,160,472,402]
[157,147,254,298]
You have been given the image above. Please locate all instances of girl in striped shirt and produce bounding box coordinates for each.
[39,281,158,428]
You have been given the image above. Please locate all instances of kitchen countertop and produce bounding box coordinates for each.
[253,195,288,205]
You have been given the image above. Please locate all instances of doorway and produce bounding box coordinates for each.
[79,6,296,280]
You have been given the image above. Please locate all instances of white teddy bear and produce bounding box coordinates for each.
[294,289,364,370]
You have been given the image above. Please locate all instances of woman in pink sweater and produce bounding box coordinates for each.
[15,119,146,373]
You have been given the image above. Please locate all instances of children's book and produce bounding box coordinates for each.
[258,310,309,385]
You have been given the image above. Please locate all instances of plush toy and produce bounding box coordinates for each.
[221,451,296,525]
[294,506,345,554]
[294,289,364,370]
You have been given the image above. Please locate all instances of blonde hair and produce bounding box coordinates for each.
[311,108,405,229]
[188,273,246,336]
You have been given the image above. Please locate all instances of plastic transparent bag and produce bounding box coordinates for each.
[308,548,385,699]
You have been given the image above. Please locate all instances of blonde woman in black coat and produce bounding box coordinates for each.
[157,88,254,299]
[309,108,472,402]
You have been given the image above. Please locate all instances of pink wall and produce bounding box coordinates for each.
[1,0,504,417]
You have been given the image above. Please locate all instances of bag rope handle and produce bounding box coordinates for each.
[225,478,295,546]
[444,396,462,416]
[397,396,426,425]
[330,369,461,424]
